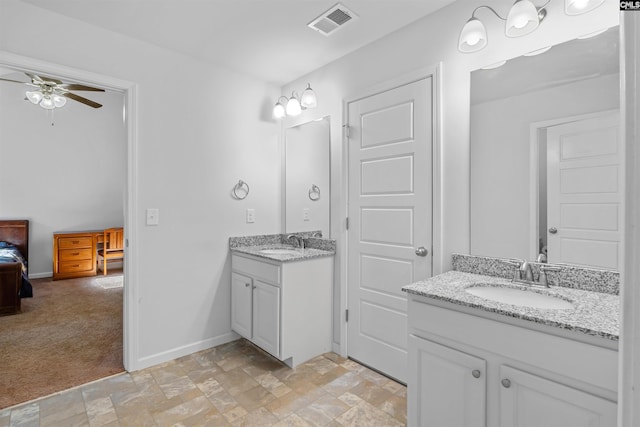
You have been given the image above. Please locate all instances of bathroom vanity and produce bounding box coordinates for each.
[230,234,335,368]
[403,255,619,427]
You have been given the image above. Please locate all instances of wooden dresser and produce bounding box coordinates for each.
[53,231,98,280]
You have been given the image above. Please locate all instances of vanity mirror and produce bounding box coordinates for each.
[470,26,620,270]
[284,116,330,236]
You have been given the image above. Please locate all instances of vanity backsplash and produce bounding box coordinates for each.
[452,254,619,295]
[229,232,336,252]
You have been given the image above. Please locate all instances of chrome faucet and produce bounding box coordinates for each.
[506,259,559,289]
[286,234,305,249]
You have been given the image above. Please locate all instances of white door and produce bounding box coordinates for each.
[231,273,252,339]
[409,335,486,427]
[252,280,280,359]
[499,366,617,427]
[546,112,621,270]
[347,77,433,383]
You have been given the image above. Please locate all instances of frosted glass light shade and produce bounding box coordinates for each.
[273,101,286,119]
[300,84,317,109]
[26,91,43,104]
[40,96,55,110]
[565,0,605,15]
[52,94,67,108]
[286,94,302,116]
[458,18,487,53]
[506,0,540,37]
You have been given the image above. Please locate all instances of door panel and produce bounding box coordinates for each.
[546,112,621,270]
[231,273,252,339]
[347,77,433,383]
[252,280,280,358]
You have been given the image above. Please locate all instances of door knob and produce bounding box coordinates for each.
[548,227,558,234]
[415,246,428,257]
[472,369,481,378]
[501,379,511,388]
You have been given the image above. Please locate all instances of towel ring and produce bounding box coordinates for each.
[233,180,250,200]
[308,184,321,201]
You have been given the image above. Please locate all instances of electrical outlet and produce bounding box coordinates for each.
[146,208,159,226]
[246,209,255,223]
[303,208,310,221]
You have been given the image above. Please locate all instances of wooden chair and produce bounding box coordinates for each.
[97,227,124,275]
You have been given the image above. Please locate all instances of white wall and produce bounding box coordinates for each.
[0,80,126,276]
[1,0,280,368]
[470,73,619,260]
[279,0,619,349]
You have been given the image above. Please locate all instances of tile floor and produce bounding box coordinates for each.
[0,339,406,426]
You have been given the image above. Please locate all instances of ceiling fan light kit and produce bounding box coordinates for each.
[458,0,606,53]
[273,83,317,119]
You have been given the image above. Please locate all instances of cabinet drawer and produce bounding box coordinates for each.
[59,259,94,273]
[58,236,93,249]
[232,255,281,284]
[59,248,93,262]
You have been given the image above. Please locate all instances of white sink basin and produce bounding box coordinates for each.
[465,285,574,310]
[260,248,302,256]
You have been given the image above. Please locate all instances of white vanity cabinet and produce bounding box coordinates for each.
[231,252,333,367]
[408,297,618,427]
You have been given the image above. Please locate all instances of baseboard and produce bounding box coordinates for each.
[28,272,52,279]
[133,331,241,371]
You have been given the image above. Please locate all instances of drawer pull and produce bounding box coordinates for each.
[72,252,79,256]
[72,240,80,244]
[472,369,481,379]
[501,379,511,388]
[72,264,79,268]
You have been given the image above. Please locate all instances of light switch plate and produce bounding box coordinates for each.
[146,208,159,226]
[246,209,255,223]
[303,208,310,221]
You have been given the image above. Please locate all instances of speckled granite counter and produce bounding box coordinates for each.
[402,270,619,341]
[229,233,335,263]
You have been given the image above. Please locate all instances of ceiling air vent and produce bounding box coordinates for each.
[308,3,359,36]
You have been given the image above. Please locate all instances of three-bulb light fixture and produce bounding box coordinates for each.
[458,0,606,53]
[273,83,317,119]
[25,88,67,110]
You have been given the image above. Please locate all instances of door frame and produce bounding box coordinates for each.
[0,51,140,371]
[527,109,619,262]
[338,64,443,357]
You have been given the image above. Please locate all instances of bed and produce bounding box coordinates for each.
[0,220,32,316]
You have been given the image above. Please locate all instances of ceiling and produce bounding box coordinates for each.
[20,0,456,86]
[471,26,619,105]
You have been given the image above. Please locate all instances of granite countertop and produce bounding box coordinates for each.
[402,270,619,341]
[231,244,335,263]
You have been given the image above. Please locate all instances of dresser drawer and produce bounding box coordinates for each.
[58,236,93,249]
[59,248,93,262]
[232,254,281,285]
[59,259,94,273]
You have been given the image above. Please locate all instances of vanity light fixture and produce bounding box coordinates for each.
[523,45,552,56]
[459,0,605,53]
[273,83,317,119]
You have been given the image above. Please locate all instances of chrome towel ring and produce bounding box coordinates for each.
[233,180,250,200]
[308,184,321,201]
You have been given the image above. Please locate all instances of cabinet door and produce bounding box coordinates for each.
[231,273,253,339]
[409,335,486,427]
[499,365,617,427]
[252,280,280,358]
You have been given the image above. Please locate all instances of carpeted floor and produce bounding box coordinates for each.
[0,272,124,409]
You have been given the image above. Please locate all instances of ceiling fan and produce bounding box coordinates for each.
[0,72,104,109]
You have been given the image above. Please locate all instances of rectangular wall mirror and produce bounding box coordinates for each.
[470,26,620,271]
[284,116,331,237]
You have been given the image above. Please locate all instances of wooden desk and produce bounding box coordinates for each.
[52,230,105,280]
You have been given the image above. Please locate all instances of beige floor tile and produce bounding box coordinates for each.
[3,340,407,427]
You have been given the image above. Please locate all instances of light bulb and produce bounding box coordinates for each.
[26,91,43,105]
[52,94,67,108]
[286,93,301,116]
[300,84,317,109]
[40,96,55,110]
[273,102,286,119]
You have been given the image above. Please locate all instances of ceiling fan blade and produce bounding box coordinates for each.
[59,83,105,92]
[0,77,28,84]
[62,92,103,109]
[24,72,44,84]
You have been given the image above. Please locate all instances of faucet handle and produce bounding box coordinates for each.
[503,259,523,281]
[539,265,561,287]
